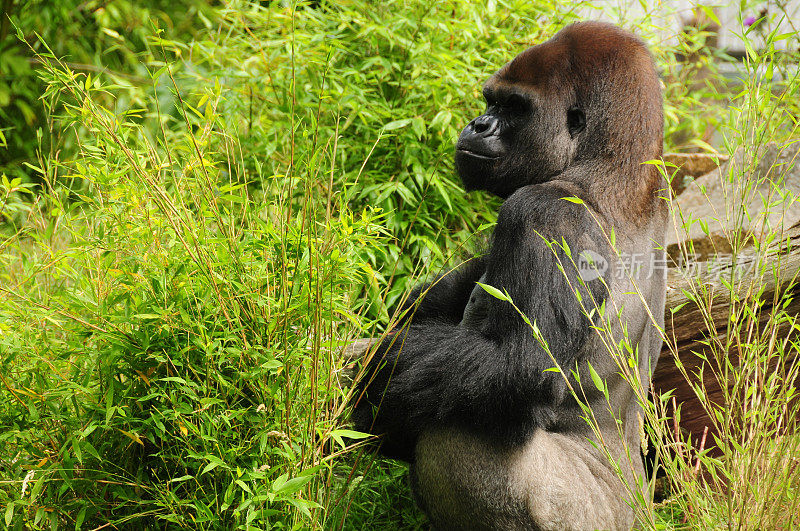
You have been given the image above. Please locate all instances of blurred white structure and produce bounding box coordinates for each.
[581,1,799,54]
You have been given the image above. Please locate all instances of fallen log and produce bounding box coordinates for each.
[662,152,729,196]
[656,223,800,445]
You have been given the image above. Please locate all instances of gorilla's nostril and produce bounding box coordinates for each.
[472,116,498,136]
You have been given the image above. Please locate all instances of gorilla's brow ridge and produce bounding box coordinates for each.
[483,83,530,104]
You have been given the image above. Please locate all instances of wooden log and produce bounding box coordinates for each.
[655,223,800,446]
[662,152,728,196]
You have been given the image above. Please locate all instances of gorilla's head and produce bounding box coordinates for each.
[455,22,663,201]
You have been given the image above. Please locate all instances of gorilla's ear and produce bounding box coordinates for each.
[567,106,586,137]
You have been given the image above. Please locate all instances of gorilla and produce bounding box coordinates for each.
[352,21,667,530]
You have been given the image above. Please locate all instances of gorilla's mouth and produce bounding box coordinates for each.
[456,149,499,161]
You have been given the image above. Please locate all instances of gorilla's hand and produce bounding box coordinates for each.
[396,256,486,326]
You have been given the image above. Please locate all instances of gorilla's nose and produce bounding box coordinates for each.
[457,114,503,159]
[469,115,499,137]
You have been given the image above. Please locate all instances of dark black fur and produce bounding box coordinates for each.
[352,182,611,460]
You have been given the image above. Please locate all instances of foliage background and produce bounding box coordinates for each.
[0,0,797,529]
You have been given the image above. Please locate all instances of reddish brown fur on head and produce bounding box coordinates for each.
[508,23,662,219]
[456,22,665,222]
[497,22,662,159]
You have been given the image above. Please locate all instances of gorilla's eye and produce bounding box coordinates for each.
[504,93,528,114]
[567,106,586,137]
[499,94,530,115]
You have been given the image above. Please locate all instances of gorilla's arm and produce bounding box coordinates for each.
[353,183,611,460]
[394,256,487,326]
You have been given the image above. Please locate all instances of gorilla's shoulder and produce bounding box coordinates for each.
[497,181,603,236]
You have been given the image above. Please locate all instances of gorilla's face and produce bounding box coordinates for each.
[455,51,586,199]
